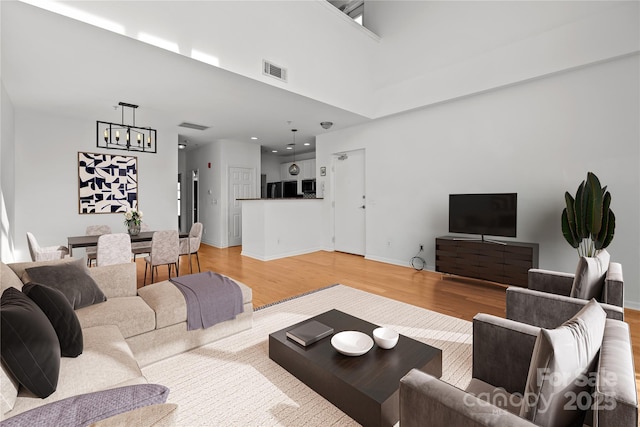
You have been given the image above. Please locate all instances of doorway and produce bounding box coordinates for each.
[334,149,365,255]
[177,173,182,230]
[191,169,199,227]
[228,167,255,247]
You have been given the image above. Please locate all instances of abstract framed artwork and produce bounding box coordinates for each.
[78,152,138,214]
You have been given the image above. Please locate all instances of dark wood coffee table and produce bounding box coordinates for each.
[268,309,442,427]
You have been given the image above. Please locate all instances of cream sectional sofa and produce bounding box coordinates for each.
[1,258,253,423]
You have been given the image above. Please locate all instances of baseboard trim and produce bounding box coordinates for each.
[364,254,435,272]
[241,247,323,261]
[624,301,640,311]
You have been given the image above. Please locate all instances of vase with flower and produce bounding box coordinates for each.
[124,209,143,236]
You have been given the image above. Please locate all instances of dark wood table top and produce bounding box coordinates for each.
[68,231,189,248]
[67,231,188,256]
[269,309,442,426]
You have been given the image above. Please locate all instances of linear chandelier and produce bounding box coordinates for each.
[97,102,157,153]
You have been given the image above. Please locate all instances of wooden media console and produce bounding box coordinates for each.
[435,236,539,287]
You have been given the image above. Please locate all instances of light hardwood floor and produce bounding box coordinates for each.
[135,244,640,398]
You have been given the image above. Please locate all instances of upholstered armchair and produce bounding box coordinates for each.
[399,301,637,427]
[26,232,69,262]
[506,250,624,328]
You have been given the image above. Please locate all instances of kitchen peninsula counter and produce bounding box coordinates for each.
[240,198,323,261]
[238,198,323,201]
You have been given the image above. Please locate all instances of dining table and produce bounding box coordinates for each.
[67,231,188,257]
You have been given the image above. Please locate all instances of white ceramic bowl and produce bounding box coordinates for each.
[373,327,399,349]
[331,331,374,356]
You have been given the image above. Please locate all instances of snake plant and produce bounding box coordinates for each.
[561,172,615,257]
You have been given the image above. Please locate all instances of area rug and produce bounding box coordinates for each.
[142,284,473,426]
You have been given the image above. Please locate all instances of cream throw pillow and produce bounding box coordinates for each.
[570,249,610,300]
[520,299,606,427]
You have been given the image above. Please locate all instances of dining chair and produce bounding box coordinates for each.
[85,225,112,267]
[143,230,179,285]
[178,222,203,274]
[96,233,132,266]
[26,232,69,262]
[131,222,152,260]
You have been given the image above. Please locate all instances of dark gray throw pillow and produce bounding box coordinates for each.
[23,283,83,357]
[25,258,106,309]
[0,384,170,427]
[0,287,61,398]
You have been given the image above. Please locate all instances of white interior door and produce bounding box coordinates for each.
[334,149,365,255]
[229,167,255,247]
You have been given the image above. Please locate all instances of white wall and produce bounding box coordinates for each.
[11,108,178,262]
[1,82,16,262]
[185,142,221,247]
[261,152,282,184]
[38,0,379,118]
[366,1,639,118]
[186,138,260,248]
[24,1,639,122]
[317,54,640,307]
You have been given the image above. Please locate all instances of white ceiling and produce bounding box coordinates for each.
[1,2,371,156]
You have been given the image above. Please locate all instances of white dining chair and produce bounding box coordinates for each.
[178,222,203,274]
[85,225,112,266]
[97,233,132,266]
[143,230,179,285]
[26,232,69,262]
[131,222,152,260]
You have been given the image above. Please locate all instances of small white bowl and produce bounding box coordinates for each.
[373,327,399,349]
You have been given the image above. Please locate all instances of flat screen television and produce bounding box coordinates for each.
[449,193,517,239]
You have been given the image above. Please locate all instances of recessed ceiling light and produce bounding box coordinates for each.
[272,150,278,153]
[286,146,293,150]
[304,142,310,146]
[251,137,258,140]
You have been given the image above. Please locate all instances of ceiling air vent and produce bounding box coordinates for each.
[263,60,287,82]
[178,122,210,131]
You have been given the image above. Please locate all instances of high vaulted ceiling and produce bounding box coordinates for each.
[1,1,371,156]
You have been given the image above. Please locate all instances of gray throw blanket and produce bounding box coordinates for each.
[169,271,244,331]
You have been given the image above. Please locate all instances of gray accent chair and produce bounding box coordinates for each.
[506,262,624,329]
[399,313,637,427]
[26,232,69,262]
